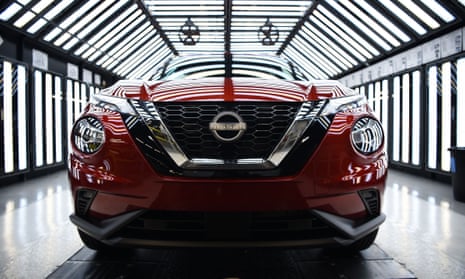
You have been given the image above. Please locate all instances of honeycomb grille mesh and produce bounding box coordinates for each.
[156,102,300,160]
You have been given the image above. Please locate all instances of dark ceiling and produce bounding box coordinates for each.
[1,0,465,81]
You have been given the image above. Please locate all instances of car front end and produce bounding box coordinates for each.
[69,54,387,251]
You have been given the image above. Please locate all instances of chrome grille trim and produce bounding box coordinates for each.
[129,100,327,170]
[267,100,327,166]
[130,100,189,167]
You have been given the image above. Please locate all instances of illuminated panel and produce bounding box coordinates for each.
[380,0,426,35]
[45,74,54,165]
[411,71,420,166]
[381,79,389,150]
[3,62,14,173]
[427,67,437,169]
[441,62,451,171]
[66,80,74,139]
[392,76,401,162]
[54,76,63,163]
[328,0,391,50]
[401,73,410,164]
[17,65,28,170]
[34,70,44,167]
[457,58,465,147]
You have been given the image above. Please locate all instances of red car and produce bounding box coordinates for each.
[69,54,387,251]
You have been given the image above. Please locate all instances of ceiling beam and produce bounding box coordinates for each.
[277,0,320,56]
[224,0,232,53]
[135,0,178,56]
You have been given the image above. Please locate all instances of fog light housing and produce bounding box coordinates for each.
[351,117,383,154]
[359,189,380,216]
[76,189,97,216]
[73,117,105,154]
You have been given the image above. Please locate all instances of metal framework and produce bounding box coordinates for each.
[1,0,465,80]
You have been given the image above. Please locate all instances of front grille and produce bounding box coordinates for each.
[156,103,300,160]
[116,210,339,241]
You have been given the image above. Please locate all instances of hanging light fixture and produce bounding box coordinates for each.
[179,17,200,46]
[258,17,279,46]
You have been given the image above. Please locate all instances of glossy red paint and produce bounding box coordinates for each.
[100,78,355,102]
[69,83,387,220]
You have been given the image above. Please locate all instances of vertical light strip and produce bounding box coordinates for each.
[457,58,465,146]
[382,79,389,150]
[359,86,366,100]
[3,62,14,173]
[54,76,62,163]
[374,82,381,120]
[427,67,437,169]
[45,74,54,165]
[74,81,80,121]
[368,83,374,114]
[80,83,87,113]
[34,70,44,167]
[392,76,401,162]
[441,62,451,171]
[401,73,410,164]
[66,80,74,139]
[411,71,420,165]
[17,65,28,170]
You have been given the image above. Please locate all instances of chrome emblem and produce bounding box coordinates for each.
[209,111,247,142]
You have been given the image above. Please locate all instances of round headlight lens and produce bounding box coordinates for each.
[73,117,105,154]
[351,117,384,154]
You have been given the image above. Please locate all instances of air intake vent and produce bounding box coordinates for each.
[76,189,97,216]
[359,189,380,216]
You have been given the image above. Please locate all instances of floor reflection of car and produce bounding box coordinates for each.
[68,54,387,251]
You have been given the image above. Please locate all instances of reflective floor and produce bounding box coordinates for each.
[1,169,465,278]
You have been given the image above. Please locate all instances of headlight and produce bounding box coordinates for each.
[90,93,136,115]
[351,117,384,154]
[73,117,105,154]
[320,94,366,116]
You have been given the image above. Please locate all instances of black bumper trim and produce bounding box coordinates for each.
[71,209,385,247]
[311,210,386,240]
[70,210,146,240]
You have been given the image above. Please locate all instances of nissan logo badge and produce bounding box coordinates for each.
[209,111,247,142]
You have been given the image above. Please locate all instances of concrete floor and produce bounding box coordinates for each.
[1,169,464,278]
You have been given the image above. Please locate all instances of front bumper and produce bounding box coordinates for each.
[70,209,385,248]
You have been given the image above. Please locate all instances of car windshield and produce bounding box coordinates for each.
[155,54,305,81]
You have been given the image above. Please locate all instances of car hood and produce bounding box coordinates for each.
[101,78,353,102]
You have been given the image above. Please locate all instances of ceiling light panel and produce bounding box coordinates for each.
[379,0,427,35]
[354,0,411,43]
[13,0,53,28]
[336,0,399,48]
[300,24,352,69]
[420,0,454,22]
[398,0,440,29]
[231,0,312,53]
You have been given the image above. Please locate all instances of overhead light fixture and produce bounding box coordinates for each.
[258,17,279,45]
[178,17,200,45]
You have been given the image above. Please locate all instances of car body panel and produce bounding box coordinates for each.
[101,78,351,102]
[69,55,387,249]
